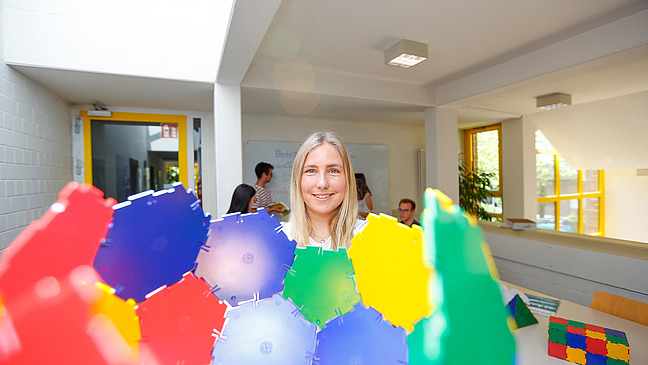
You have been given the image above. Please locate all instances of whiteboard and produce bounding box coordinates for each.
[244,141,389,214]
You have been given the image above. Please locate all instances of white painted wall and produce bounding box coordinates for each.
[242,113,426,215]
[486,230,648,307]
[3,0,231,83]
[424,107,459,202]
[0,5,72,250]
[605,170,648,243]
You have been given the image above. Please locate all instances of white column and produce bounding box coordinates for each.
[213,83,243,218]
[501,117,537,220]
[424,107,459,202]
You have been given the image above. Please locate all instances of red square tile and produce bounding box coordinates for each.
[586,337,607,356]
[567,325,587,336]
[550,316,569,325]
[585,323,605,332]
[548,341,568,360]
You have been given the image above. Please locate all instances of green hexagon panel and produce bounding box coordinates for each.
[282,246,361,328]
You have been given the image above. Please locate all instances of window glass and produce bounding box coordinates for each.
[583,197,600,234]
[559,199,579,233]
[536,153,555,197]
[582,170,599,193]
[558,156,578,195]
[535,130,603,236]
[537,202,556,230]
[483,197,502,215]
[464,125,502,222]
[474,129,500,190]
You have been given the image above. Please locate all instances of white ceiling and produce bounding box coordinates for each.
[11,0,648,129]
[239,0,648,127]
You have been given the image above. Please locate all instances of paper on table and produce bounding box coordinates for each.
[526,294,560,316]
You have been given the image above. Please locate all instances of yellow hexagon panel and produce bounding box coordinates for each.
[92,281,141,357]
[348,213,433,331]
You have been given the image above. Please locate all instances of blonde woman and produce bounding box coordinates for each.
[282,131,367,250]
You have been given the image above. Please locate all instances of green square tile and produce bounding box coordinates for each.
[549,328,567,345]
[549,322,567,333]
[606,335,629,346]
[606,357,629,365]
[567,320,586,329]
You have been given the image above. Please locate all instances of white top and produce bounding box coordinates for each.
[281,219,368,250]
[357,193,371,214]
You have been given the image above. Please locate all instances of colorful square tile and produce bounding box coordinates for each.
[548,341,568,360]
[606,343,630,362]
[566,346,587,365]
[606,335,629,346]
[586,337,607,356]
[584,352,607,365]
[567,325,587,336]
[550,316,568,325]
[567,320,586,329]
[547,317,630,365]
[566,332,587,350]
[605,328,627,340]
[586,329,607,341]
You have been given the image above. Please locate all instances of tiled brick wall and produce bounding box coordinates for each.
[0,51,72,250]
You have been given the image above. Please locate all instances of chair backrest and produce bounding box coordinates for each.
[590,291,648,327]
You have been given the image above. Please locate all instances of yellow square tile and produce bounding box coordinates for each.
[585,330,606,340]
[566,347,586,365]
[607,342,630,361]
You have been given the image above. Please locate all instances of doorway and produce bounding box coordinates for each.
[81,111,188,202]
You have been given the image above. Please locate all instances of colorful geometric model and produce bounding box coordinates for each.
[315,302,408,365]
[408,189,516,365]
[94,182,211,302]
[282,246,361,328]
[194,210,296,306]
[506,294,538,329]
[348,213,433,331]
[548,316,630,365]
[211,293,317,365]
[0,182,522,365]
[137,272,227,365]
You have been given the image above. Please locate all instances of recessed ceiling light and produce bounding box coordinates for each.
[385,40,428,69]
[536,93,571,110]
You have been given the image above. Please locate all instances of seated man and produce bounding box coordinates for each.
[398,198,420,227]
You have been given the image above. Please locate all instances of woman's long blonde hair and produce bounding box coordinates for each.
[288,131,358,250]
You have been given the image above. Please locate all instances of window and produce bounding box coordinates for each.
[536,131,604,236]
[463,124,503,221]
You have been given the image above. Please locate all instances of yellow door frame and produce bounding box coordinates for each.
[80,110,188,189]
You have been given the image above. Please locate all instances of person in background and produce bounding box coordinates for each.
[251,162,282,214]
[355,173,373,219]
[398,198,420,227]
[226,184,257,214]
[281,130,367,250]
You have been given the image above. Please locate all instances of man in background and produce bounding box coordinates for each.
[398,198,420,227]
[251,162,282,213]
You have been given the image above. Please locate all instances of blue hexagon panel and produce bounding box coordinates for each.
[211,293,317,365]
[194,209,296,306]
[93,183,210,302]
[315,303,408,365]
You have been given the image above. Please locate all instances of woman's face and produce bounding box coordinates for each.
[248,194,256,213]
[300,143,347,219]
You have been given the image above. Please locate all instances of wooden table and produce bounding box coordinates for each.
[503,282,648,364]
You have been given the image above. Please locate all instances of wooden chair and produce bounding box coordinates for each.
[590,291,648,327]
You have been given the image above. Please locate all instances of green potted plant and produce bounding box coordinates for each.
[459,159,495,221]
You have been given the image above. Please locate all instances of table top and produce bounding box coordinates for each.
[503,282,648,364]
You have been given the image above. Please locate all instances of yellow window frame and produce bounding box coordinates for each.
[81,110,188,189]
[536,151,605,236]
[463,124,503,220]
